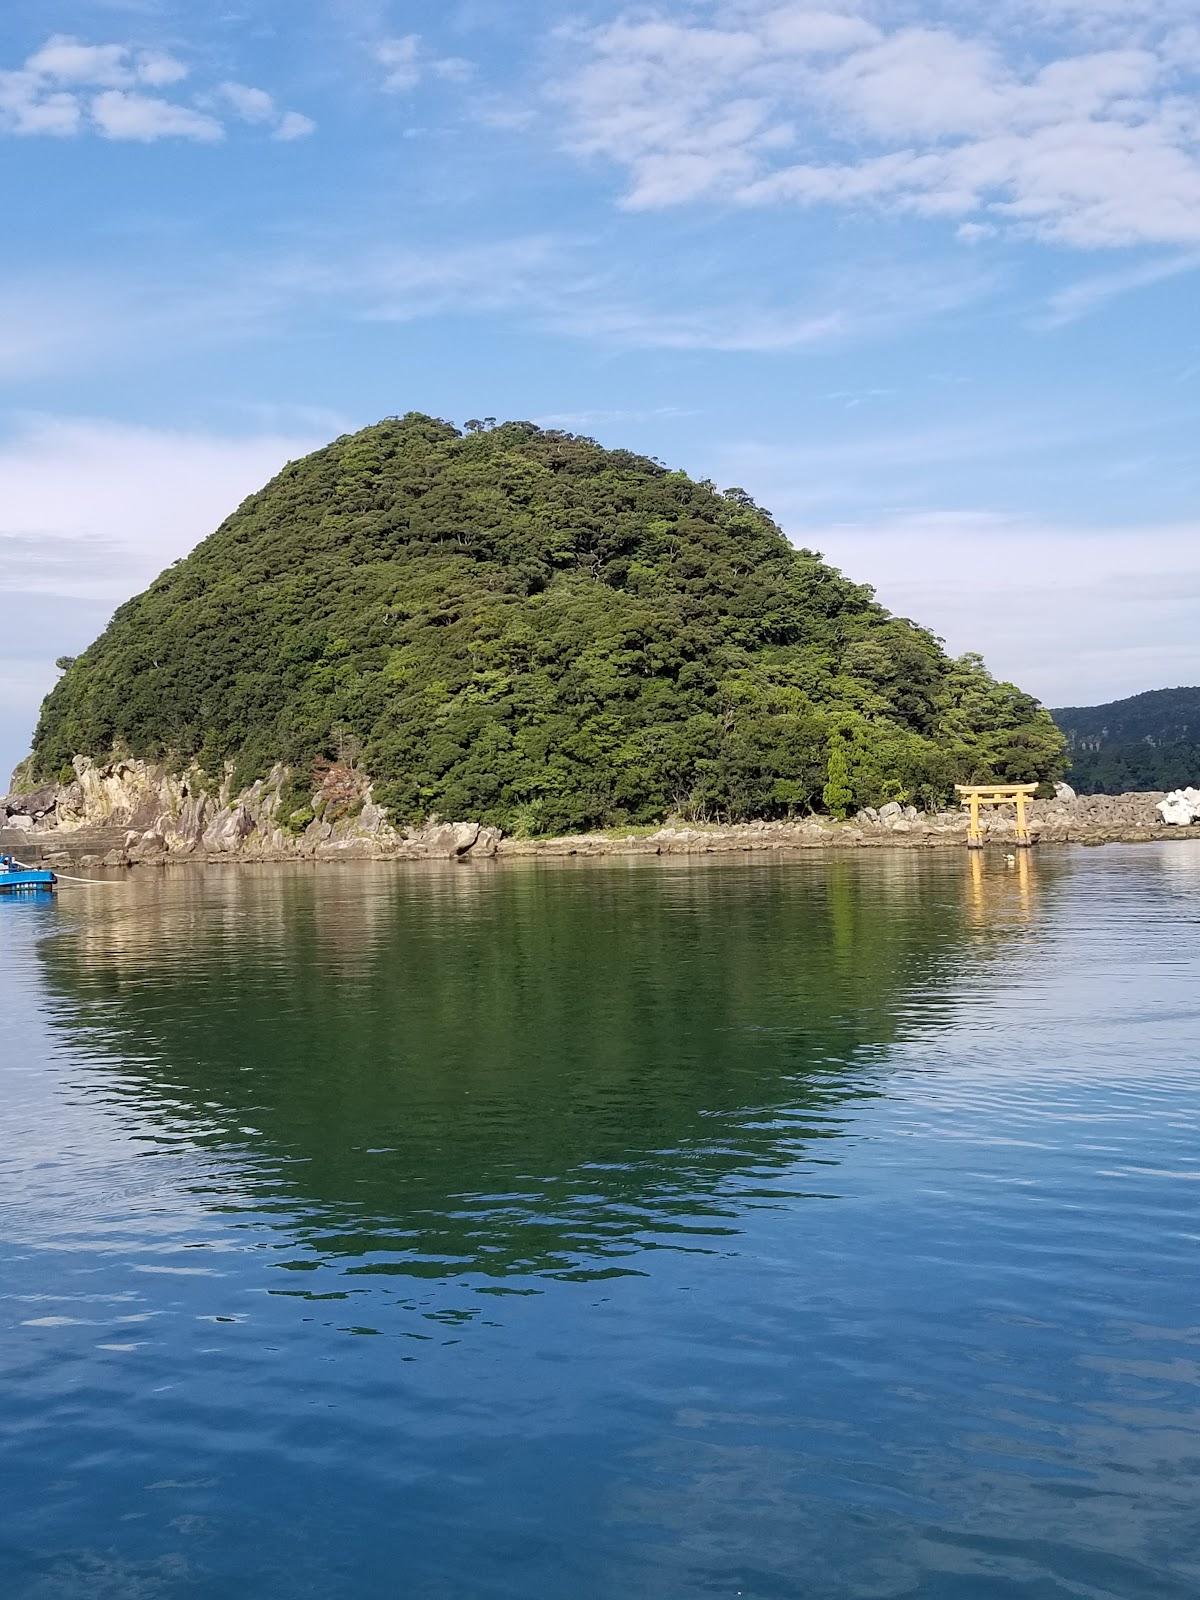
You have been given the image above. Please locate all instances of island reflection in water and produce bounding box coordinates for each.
[34,853,1015,1282]
[6,847,1199,1600]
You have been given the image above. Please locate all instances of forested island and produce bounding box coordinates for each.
[29,415,1064,836]
[1053,687,1200,795]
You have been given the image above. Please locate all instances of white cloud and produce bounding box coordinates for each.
[216,81,277,124]
[213,82,316,140]
[0,73,81,137]
[374,34,474,94]
[806,510,1200,705]
[475,103,538,131]
[2,36,313,145]
[24,34,187,89]
[556,2,1200,248]
[274,111,317,142]
[376,35,422,92]
[91,89,224,143]
[432,57,474,84]
[136,50,190,89]
[0,416,327,604]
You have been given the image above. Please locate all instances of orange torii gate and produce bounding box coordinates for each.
[955,782,1038,850]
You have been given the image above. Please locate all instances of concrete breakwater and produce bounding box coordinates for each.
[2,758,1198,867]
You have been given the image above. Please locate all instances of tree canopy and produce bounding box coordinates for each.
[1053,687,1200,794]
[32,415,1065,833]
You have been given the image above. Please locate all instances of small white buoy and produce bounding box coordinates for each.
[1006,853,1016,866]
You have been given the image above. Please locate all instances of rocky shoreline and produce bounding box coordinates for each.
[2,757,1198,868]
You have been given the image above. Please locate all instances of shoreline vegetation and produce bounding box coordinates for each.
[2,758,1196,867]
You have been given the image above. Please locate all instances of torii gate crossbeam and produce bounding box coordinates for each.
[955,783,1039,850]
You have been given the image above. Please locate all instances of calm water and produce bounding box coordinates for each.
[2,848,1199,1599]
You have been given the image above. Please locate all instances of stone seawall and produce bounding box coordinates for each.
[3,757,1198,868]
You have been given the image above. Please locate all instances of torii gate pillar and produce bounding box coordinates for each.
[955,783,1039,849]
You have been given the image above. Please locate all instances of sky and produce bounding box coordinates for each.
[2,0,1199,781]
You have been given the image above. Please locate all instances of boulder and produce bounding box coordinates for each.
[1054,781,1076,802]
[1157,788,1200,826]
[357,799,386,835]
[201,806,256,853]
[410,820,484,858]
[5,785,57,821]
[473,827,502,858]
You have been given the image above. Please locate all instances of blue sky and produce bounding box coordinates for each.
[2,0,1199,780]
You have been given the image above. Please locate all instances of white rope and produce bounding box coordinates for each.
[9,857,122,886]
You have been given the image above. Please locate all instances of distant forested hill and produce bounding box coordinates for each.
[32,415,1064,834]
[1053,687,1200,793]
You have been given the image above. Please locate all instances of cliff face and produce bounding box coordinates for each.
[1,757,500,864]
[1,759,1193,866]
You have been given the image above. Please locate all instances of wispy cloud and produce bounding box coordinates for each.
[210,81,317,141]
[374,34,474,94]
[532,406,699,429]
[553,1,1200,249]
[1038,252,1200,326]
[0,227,997,384]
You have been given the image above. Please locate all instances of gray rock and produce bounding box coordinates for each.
[410,820,483,858]
[358,800,385,834]
[1054,781,1076,802]
[202,806,256,853]
[6,785,57,820]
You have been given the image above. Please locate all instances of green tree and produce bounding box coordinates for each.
[29,416,1065,832]
[823,742,854,819]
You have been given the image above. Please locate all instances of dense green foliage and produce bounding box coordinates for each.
[33,415,1064,832]
[1053,687,1200,794]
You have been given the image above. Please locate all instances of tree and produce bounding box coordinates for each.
[29,416,1065,832]
[823,742,854,819]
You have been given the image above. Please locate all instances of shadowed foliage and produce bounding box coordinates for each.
[1053,687,1200,794]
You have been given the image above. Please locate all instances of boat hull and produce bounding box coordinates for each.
[0,870,57,893]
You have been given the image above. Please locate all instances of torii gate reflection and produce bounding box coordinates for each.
[967,845,1037,927]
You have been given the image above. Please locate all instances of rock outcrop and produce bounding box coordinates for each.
[1,757,501,865]
[3,758,1198,868]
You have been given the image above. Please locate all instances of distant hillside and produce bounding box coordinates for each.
[1053,687,1200,794]
[31,414,1064,834]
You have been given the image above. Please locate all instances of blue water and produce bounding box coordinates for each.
[1,847,1198,1598]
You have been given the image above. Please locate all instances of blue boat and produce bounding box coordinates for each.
[0,854,57,893]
